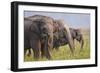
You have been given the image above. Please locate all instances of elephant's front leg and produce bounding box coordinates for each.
[73,39,75,51]
[30,39,41,60]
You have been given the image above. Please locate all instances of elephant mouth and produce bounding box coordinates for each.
[40,33,49,43]
[41,33,47,38]
[41,32,51,39]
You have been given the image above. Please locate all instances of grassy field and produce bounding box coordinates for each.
[24,29,90,62]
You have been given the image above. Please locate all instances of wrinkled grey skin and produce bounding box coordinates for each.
[25,15,75,59]
[53,27,84,52]
[53,20,75,54]
[24,15,54,60]
[70,28,84,50]
[69,28,84,52]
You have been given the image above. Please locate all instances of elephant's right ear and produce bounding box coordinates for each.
[29,22,40,35]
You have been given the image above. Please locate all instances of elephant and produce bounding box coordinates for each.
[69,28,84,52]
[24,15,54,60]
[53,27,84,52]
[53,20,75,54]
[25,16,75,59]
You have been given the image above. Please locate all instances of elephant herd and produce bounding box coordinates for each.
[24,15,84,60]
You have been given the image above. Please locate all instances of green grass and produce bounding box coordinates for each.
[24,30,90,62]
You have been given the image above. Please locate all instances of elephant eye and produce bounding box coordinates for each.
[42,28,46,31]
[75,32,78,36]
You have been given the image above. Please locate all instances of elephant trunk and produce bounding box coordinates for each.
[44,36,51,59]
[64,25,75,54]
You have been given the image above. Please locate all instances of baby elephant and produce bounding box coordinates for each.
[53,20,75,54]
[53,28,84,52]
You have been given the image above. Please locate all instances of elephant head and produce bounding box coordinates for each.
[53,20,75,54]
[69,28,84,51]
[74,29,84,51]
[26,15,54,59]
[29,15,53,40]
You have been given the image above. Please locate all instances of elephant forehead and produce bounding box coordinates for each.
[32,19,53,26]
[28,15,53,24]
[41,18,53,24]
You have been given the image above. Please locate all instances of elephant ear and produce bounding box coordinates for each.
[29,21,40,36]
[75,29,82,41]
[75,29,84,51]
[56,20,75,54]
[53,20,59,33]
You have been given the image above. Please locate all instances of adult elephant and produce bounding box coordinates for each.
[24,15,54,60]
[53,20,75,54]
[53,27,84,52]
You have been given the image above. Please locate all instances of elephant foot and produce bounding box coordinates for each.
[33,53,40,61]
[41,53,45,59]
[45,51,51,60]
[46,55,51,60]
[27,53,31,57]
[34,54,40,61]
[41,52,51,60]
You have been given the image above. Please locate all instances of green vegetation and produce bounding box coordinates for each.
[24,30,90,62]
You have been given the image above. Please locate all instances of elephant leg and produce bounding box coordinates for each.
[24,39,31,56]
[73,39,75,51]
[41,44,45,58]
[79,39,84,52]
[30,39,41,60]
[69,43,74,55]
[33,48,40,60]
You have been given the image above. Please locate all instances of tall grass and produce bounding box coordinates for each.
[24,30,90,62]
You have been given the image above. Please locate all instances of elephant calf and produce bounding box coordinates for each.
[53,20,75,54]
[53,27,84,52]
